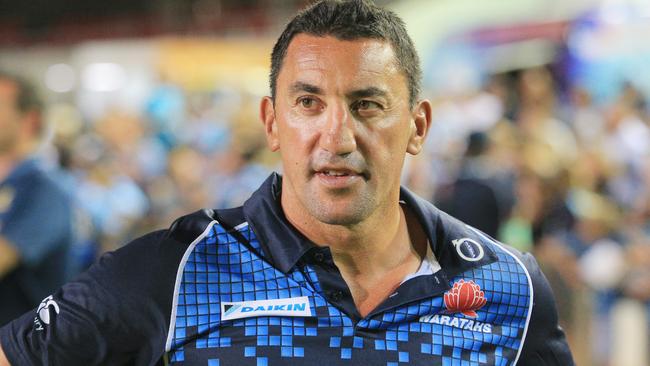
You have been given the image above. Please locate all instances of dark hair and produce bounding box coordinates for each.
[270,0,422,106]
[0,70,43,115]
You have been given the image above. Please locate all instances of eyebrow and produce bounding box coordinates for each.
[289,82,323,95]
[346,87,388,100]
[289,82,389,101]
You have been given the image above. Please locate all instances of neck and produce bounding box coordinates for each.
[282,189,404,268]
[329,202,428,275]
[0,153,24,182]
[282,187,429,316]
[327,206,408,275]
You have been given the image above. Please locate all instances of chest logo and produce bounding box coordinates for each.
[221,296,313,321]
[444,280,487,318]
[452,238,484,261]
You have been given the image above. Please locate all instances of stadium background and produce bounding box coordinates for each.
[1,0,650,364]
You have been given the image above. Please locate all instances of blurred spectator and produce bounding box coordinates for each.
[542,189,625,366]
[516,67,578,168]
[435,131,514,238]
[498,165,574,253]
[165,145,211,218]
[209,100,272,209]
[0,71,74,326]
[145,73,186,150]
[568,86,605,147]
[601,84,650,211]
[75,156,149,252]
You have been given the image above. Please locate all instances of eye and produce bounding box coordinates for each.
[301,98,313,108]
[352,100,383,114]
[298,96,319,110]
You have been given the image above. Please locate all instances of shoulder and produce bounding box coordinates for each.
[421,207,573,363]
[444,212,555,301]
[436,209,543,279]
[15,164,61,190]
[457,224,574,364]
[105,210,221,278]
[105,208,248,287]
[5,164,70,209]
[166,209,219,244]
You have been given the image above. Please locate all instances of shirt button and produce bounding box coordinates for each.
[330,291,343,301]
[313,252,325,262]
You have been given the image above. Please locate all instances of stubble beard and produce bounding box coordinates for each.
[303,183,377,226]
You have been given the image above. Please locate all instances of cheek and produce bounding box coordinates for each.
[364,121,410,157]
[275,119,311,171]
[364,129,411,178]
[277,111,323,150]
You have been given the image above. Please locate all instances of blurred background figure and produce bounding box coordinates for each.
[0,71,75,326]
[435,131,513,238]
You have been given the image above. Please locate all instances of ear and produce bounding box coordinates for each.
[406,99,432,155]
[260,96,280,151]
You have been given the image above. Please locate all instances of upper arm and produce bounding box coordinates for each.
[518,252,575,365]
[0,230,184,366]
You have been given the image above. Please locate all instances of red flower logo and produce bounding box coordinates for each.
[443,280,487,318]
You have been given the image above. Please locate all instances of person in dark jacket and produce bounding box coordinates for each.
[0,71,73,326]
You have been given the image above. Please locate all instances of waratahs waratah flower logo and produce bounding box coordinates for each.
[443,279,487,318]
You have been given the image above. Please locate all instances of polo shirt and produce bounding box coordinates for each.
[0,158,73,326]
[0,173,574,365]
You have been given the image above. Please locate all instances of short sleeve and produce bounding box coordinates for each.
[0,230,185,366]
[518,252,576,365]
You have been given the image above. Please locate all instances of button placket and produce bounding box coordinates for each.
[313,251,325,263]
[330,290,343,301]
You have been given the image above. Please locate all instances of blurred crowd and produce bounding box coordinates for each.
[15,64,650,365]
[44,84,277,255]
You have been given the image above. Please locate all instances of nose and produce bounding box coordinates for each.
[319,102,357,155]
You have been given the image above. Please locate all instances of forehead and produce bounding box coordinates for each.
[278,34,406,95]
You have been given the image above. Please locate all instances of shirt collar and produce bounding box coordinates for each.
[243,173,497,276]
[243,173,314,273]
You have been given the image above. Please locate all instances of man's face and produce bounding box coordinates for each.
[0,80,22,153]
[261,34,430,226]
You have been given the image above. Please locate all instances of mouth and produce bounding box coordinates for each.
[312,167,369,188]
[313,166,368,178]
[317,170,357,177]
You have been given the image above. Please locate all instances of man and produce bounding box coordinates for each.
[0,1,574,365]
[0,72,74,327]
